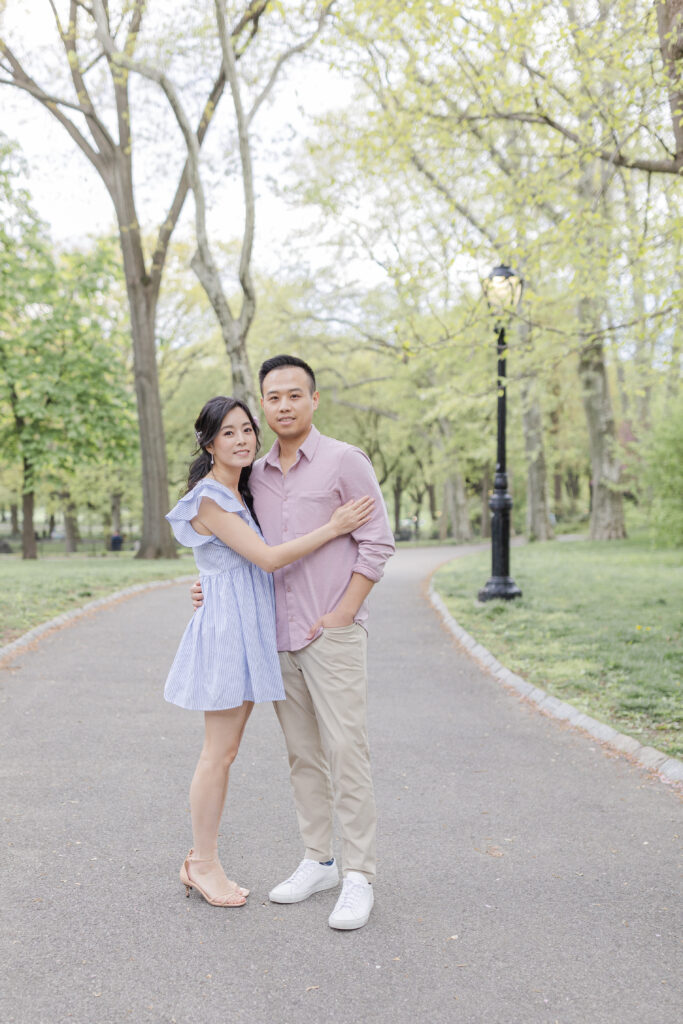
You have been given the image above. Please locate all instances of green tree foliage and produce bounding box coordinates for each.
[0,143,138,557]
[277,0,682,540]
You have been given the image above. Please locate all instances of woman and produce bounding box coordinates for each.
[164,396,373,908]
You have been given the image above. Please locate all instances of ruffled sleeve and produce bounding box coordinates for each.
[166,479,247,548]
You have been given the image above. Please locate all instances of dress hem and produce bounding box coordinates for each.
[165,693,284,711]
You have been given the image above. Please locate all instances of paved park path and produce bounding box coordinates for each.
[2,546,680,1024]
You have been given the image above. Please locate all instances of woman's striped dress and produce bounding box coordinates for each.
[163,478,285,711]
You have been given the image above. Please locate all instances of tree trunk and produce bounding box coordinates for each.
[565,470,581,505]
[63,495,79,554]
[521,380,553,541]
[190,258,258,412]
[442,479,454,541]
[438,493,448,538]
[577,325,626,539]
[575,159,625,540]
[553,472,563,517]
[443,473,471,543]
[10,503,19,538]
[612,337,629,419]
[392,474,403,535]
[22,461,37,559]
[116,223,176,559]
[435,414,472,543]
[410,491,424,539]
[111,492,123,535]
[548,390,563,519]
[427,482,438,523]
[438,479,449,541]
[656,0,683,169]
[224,323,258,412]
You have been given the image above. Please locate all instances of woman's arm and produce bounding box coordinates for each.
[192,496,374,573]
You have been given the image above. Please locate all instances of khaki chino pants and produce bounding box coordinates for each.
[274,623,377,883]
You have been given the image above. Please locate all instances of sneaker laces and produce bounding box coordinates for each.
[335,878,367,913]
[287,859,320,885]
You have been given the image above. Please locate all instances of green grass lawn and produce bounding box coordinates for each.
[432,538,683,759]
[2,550,196,647]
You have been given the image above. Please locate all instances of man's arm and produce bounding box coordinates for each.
[306,446,394,637]
[306,572,375,637]
[341,446,396,582]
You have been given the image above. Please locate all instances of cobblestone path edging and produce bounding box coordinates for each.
[428,581,683,787]
[0,576,195,665]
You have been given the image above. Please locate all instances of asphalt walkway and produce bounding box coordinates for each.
[2,546,680,1024]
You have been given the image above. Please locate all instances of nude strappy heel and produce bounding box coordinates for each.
[179,849,249,906]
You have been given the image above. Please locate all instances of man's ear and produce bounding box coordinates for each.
[312,390,320,410]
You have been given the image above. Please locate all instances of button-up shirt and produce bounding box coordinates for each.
[249,426,395,652]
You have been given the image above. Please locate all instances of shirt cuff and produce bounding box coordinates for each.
[351,560,384,583]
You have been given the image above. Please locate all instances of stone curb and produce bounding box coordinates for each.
[427,583,683,787]
[0,575,196,665]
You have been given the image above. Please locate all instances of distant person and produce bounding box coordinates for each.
[165,395,373,909]
[192,357,395,929]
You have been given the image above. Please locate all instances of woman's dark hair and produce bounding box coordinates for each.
[186,396,261,522]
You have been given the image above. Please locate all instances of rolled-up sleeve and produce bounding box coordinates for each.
[338,447,396,581]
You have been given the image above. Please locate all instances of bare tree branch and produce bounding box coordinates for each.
[460,108,682,175]
[56,0,116,157]
[149,1,270,298]
[92,0,234,315]
[247,2,334,127]
[409,152,501,250]
[0,41,104,175]
[214,0,255,337]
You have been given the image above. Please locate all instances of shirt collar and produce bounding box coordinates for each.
[263,424,321,469]
[264,441,281,468]
[299,424,321,462]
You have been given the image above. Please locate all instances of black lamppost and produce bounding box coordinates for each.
[478,264,523,602]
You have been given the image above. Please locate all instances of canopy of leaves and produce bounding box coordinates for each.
[0,140,138,494]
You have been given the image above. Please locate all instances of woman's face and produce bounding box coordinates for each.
[208,407,257,471]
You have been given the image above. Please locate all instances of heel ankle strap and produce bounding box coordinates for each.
[186,848,219,864]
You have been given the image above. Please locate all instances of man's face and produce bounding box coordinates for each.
[260,366,319,443]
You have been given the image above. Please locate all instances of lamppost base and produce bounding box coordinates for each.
[477,576,522,602]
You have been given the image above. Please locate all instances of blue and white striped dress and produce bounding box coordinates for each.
[163,478,285,711]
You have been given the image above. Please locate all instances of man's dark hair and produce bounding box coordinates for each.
[258,354,316,395]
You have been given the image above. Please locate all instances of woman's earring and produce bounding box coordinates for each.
[210,453,214,466]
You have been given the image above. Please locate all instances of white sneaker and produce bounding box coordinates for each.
[328,871,374,930]
[268,858,339,904]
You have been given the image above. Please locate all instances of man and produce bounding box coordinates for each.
[193,355,394,929]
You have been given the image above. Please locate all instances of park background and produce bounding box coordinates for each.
[0,2,681,758]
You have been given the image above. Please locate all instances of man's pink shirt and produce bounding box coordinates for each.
[249,426,395,652]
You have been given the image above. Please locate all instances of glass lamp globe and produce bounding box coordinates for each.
[482,265,524,316]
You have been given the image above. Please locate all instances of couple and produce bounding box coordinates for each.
[164,354,395,930]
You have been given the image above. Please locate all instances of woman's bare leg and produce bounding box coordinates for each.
[214,702,253,836]
[187,701,253,899]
